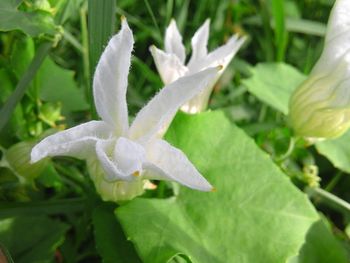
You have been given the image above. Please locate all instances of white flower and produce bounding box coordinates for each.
[31,19,219,201]
[150,19,245,114]
[289,0,350,139]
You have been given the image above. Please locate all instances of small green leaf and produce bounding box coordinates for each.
[315,131,350,173]
[38,57,89,113]
[242,62,306,114]
[92,203,141,263]
[0,0,56,36]
[0,216,68,263]
[116,111,319,263]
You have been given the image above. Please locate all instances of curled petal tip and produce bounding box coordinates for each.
[217,65,224,71]
[120,15,126,22]
[211,187,217,192]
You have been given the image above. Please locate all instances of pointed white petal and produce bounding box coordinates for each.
[31,121,111,163]
[95,139,131,181]
[129,67,220,141]
[144,139,212,191]
[188,34,246,73]
[187,19,210,68]
[93,18,133,135]
[165,19,186,63]
[149,45,188,84]
[312,0,350,75]
[113,137,146,176]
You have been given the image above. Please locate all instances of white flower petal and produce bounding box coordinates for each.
[312,0,350,75]
[93,18,133,135]
[144,139,213,191]
[187,19,210,68]
[149,45,188,84]
[129,67,220,141]
[180,85,216,114]
[188,34,246,73]
[113,137,146,176]
[95,139,131,181]
[31,121,111,163]
[165,19,186,63]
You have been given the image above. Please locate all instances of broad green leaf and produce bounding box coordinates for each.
[38,57,89,113]
[0,216,68,263]
[291,220,348,263]
[93,203,141,263]
[315,131,350,173]
[0,0,56,36]
[242,62,306,114]
[116,111,319,263]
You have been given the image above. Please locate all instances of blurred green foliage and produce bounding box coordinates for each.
[1,0,350,262]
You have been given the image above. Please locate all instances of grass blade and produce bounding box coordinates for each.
[258,0,274,61]
[88,0,116,119]
[143,0,161,36]
[271,0,288,61]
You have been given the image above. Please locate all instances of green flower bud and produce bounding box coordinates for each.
[5,141,48,181]
[289,62,350,139]
[289,0,350,139]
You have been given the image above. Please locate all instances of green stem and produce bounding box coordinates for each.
[0,42,51,132]
[54,162,91,194]
[307,187,350,214]
[62,30,85,54]
[276,137,295,162]
[0,198,87,218]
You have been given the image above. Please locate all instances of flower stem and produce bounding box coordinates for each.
[306,187,350,214]
[0,198,87,218]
